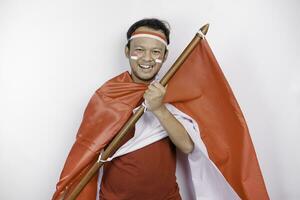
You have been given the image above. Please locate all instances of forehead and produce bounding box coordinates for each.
[130,37,165,49]
[130,26,166,49]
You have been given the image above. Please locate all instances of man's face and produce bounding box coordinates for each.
[125,27,168,84]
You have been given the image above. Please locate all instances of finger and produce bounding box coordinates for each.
[143,93,149,99]
[144,100,150,108]
[164,84,168,92]
[144,90,154,97]
[148,84,156,89]
[148,84,159,92]
[145,88,155,93]
[144,88,154,94]
[153,82,165,93]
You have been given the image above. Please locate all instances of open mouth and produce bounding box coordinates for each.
[139,64,154,69]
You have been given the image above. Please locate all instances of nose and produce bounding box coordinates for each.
[143,50,152,61]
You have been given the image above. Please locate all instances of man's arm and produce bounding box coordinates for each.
[143,82,194,154]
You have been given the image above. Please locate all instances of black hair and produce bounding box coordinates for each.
[126,18,170,48]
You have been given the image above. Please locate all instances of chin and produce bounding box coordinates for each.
[138,75,156,81]
[134,72,156,82]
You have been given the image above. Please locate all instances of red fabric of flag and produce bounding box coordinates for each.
[164,39,269,200]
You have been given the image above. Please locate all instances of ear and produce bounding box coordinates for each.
[163,49,169,62]
[125,45,130,59]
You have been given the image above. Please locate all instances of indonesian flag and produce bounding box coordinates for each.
[52,35,269,200]
[164,38,270,200]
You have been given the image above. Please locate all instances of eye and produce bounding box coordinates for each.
[135,48,144,52]
[152,50,161,55]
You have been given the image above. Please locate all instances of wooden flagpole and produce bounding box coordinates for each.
[64,23,209,200]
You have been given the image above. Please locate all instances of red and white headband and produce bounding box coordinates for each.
[129,31,168,46]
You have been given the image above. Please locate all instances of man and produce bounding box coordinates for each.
[53,18,245,200]
[98,19,195,200]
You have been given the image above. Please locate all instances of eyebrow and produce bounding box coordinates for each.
[133,45,163,51]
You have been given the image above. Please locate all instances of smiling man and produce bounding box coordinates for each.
[98,19,195,200]
[52,18,241,200]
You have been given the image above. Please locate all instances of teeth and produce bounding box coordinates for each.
[139,64,152,69]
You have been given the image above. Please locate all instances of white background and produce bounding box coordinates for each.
[0,0,299,199]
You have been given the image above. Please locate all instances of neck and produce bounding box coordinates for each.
[130,73,153,85]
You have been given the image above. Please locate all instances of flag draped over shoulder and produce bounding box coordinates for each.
[52,39,269,200]
[164,39,269,200]
[52,73,147,200]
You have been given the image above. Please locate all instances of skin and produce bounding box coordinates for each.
[125,26,194,154]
